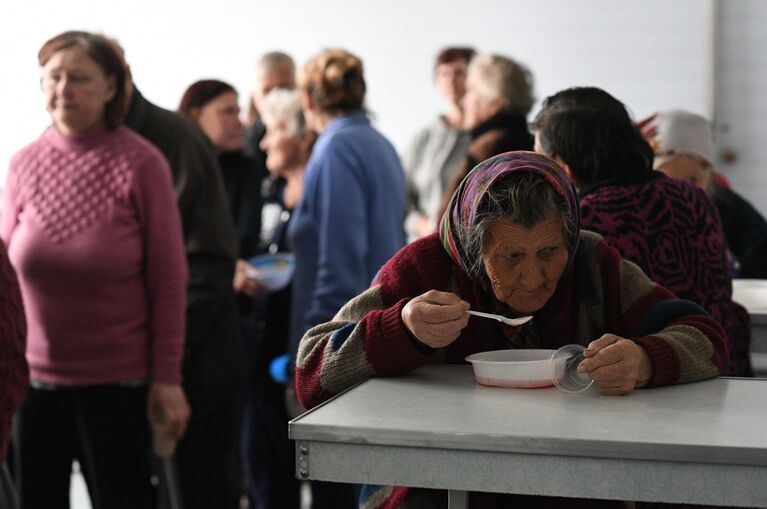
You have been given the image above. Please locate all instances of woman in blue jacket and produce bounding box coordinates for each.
[289,48,407,506]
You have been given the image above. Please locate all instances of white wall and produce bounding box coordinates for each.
[714,0,767,214]
[0,0,710,182]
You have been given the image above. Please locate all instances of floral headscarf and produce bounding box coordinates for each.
[439,151,580,277]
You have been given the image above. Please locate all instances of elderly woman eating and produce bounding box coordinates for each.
[295,151,727,508]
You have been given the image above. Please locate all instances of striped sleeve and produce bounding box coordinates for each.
[295,284,431,410]
[614,251,728,386]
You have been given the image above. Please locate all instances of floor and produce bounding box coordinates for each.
[70,466,312,509]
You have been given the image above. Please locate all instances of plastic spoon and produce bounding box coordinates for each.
[466,310,533,327]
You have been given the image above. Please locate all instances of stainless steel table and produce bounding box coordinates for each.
[733,279,767,374]
[290,365,767,508]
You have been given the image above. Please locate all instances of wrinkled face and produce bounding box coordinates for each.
[655,154,712,191]
[462,67,501,130]
[195,91,243,152]
[42,46,116,136]
[259,118,304,175]
[482,216,569,313]
[435,60,468,106]
[252,63,295,115]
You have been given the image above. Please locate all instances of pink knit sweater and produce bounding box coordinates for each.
[1,125,188,385]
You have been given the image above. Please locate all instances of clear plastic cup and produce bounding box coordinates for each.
[549,344,594,393]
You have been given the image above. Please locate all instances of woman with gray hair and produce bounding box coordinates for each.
[295,151,728,508]
[242,88,315,509]
[437,53,535,219]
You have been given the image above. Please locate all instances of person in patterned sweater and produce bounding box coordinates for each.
[295,151,728,509]
[533,87,752,377]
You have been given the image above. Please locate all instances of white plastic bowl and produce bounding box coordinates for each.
[465,349,557,389]
[246,253,296,291]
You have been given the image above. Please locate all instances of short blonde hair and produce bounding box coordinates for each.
[469,53,534,116]
[299,49,365,115]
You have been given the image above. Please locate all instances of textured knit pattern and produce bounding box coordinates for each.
[1,125,188,385]
[579,174,751,376]
[0,240,27,460]
[296,232,727,508]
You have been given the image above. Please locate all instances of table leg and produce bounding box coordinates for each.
[448,489,468,509]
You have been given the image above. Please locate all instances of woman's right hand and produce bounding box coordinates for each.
[401,290,470,348]
[147,382,190,440]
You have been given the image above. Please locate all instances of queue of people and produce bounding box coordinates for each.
[0,32,763,509]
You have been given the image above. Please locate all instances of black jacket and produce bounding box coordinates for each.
[125,88,243,417]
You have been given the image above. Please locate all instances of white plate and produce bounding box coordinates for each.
[246,253,296,291]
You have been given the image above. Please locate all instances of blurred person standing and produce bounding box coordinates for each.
[401,46,474,242]
[117,45,243,508]
[438,53,535,218]
[646,110,767,279]
[292,48,406,508]
[3,31,189,507]
[236,88,316,509]
[179,80,295,508]
[243,52,296,164]
[240,51,296,262]
[0,240,27,509]
[178,80,263,289]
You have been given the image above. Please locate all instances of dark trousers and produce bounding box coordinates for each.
[13,385,152,509]
[243,386,301,509]
[173,399,241,509]
[310,481,357,509]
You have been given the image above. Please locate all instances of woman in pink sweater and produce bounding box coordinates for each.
[1,31,189,507]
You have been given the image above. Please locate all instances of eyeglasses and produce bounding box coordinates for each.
[40,73,94,91]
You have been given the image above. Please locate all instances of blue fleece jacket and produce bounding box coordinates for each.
[288,111,406,356]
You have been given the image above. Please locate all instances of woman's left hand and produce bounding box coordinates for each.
[147,382,191,439]
[577,334,653,395]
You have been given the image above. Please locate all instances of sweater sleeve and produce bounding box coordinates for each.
[0,240,27,461]
[605,243,728,386]
[295,237,448,409]
[0,154,22,245]
[132,149,189,384]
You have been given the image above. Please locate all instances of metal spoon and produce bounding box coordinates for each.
[467,310,533,327]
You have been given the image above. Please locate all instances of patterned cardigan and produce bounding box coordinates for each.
[296,231,727,508]
[579,173,751,376]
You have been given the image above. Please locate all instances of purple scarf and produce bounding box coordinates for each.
[439,150,580,276]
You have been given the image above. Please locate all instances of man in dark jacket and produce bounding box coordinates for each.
[121,61,243,508]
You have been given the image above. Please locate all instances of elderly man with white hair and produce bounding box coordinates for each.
[243,51,296,161]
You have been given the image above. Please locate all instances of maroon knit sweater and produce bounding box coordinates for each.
[0,239,27,460]
[296,232,727,509]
